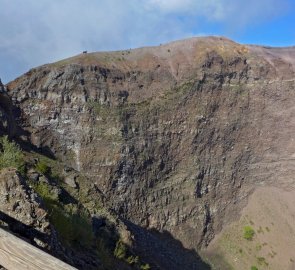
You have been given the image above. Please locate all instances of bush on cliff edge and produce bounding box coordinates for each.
[0,136,24,173]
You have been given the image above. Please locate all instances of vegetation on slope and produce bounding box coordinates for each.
[0,135,25,173]
[0,135,149,269]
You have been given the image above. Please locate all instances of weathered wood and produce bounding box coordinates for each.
[0,228,77,270]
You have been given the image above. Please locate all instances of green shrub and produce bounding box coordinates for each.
[126,255,139,265]
[32,182,58,204]
[50,207,93,247]
[243,226,255,240]
[35,160,50,175]
[0,136,24,172]
[114,240,127,259]
[32,181,93,247]
[141,264,151,270]
[251,266,258,270]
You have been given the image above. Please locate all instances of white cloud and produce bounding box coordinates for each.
[144,0,224,20]
[145,0,286,22]
[0,0,290,82]
[145,0,196,13]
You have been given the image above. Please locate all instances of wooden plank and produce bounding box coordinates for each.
[0,228,77,270]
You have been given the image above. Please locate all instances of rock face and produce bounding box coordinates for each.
[0,168,65,260]
[0,168,106,269]
[4,37,295,268]
[0,79,17,136]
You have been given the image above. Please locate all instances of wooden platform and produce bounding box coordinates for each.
[0,228,77,270]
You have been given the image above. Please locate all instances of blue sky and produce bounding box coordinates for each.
[0,0,294,83]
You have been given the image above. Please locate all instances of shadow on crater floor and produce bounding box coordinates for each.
[123,219,211,270]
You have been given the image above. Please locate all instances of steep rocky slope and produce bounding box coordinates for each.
[2,36,295,269]
[0,136,145,270]
[0,168,70,263]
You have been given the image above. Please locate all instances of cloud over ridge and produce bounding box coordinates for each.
[0,0,291,82]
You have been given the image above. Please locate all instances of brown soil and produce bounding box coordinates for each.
[204,186,295,270]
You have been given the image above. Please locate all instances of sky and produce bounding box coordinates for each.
[0,0,295,83]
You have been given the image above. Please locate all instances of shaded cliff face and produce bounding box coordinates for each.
[5,37,295,261]
[0,79,18,137]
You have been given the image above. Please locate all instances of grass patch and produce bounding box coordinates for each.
[31,181,93,247]
[32,181,59,204]
[257,256,268,266]
[51,206,93,247]
[140,264,151,270]
[35,160,51,175]
[30,154,65,183]
[113,239,151,269]
[114,240,127,259]
[243,226,255,240]
[126,255,139,265]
